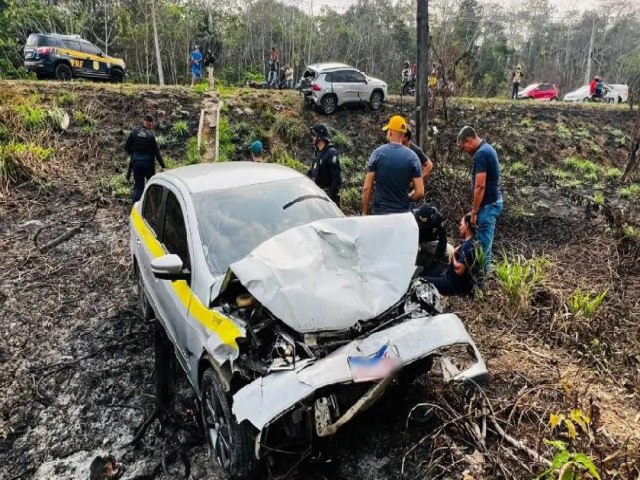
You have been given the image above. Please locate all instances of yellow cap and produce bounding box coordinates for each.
[382,115,408,133]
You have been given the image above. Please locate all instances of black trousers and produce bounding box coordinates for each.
[132,162,155,202]
[512,83,520,99]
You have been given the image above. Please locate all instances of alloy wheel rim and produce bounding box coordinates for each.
[204,383,232,471]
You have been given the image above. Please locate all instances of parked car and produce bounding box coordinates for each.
[517,82,559,101]
[563,84,619,104]
[607,84,629,103]
[300,62,387,114]
[130,162,488,479]
[24,33,125,82]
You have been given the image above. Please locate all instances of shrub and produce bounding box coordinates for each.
[618,183,640,199]
[218,117,234,162]
[563,157,597,176]
[506,161,530,176]
[172,120,189,136]
[273,150,307,173]
[494,254,550,309]
[186,136,203,165]
[603,167,621,179]
[340,186,360,214]
[0,142,54,189]
[273,115,306,145]
[72,110,95,126]
[568,289,606,318]
[17,105,47,130]
[332,131,353,150]
[556,122,571,140]
[56,92,78,107]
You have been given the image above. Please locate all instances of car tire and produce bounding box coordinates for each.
[321,95,337,115]
[136,265,154,320]
[200,367,259,479]
[55,63,73,81]
[369,91,383,111]
[110,69,124,83]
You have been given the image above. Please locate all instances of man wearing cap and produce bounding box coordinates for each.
[308,124,341,205]
[250,140,264,162]
[457,125,503,275]
[361,115,424,215]
[402,128,433,181]
[125,114,165,203]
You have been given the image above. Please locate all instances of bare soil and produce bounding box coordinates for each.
[1,83,639,480]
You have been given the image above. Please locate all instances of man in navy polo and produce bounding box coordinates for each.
[457,126,503,277]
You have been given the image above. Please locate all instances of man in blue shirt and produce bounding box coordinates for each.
[457,126,503,276]
[361,115,424,215]
[424,215,478,296]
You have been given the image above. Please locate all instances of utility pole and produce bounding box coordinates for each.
[416,0,429,150]
[584,19,595,85]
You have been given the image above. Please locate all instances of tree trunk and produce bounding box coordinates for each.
[621,108,640,183]
[151,0,165,86]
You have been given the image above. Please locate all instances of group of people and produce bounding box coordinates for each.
[190,46,215,86]
[124,110,503,298]
[266,47,295,89]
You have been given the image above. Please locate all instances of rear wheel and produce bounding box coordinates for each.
[110,69,124,83]
[369,91,384,111]
[200,368,258,479]
[321,94,337,115]
[55,63,73,81]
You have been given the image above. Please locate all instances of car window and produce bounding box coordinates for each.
[331,71,348,83]
[26,34,43,47]
[81,42,101,55]
[142,184,165,235]
[162,191,190,271]
[324,72,333,82]
[346,70,366,83]
[192,177,343,274]
[62,40,81,52]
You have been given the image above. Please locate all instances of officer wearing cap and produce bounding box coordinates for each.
[125,114,165,203]
[308,124,341,205]
[361,115,424,215]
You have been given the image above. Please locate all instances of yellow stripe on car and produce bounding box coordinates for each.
[131,207,242,350]
[56,47,125,67]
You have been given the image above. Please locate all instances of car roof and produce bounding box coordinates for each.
[305,62,353,72]
[34,33,83,39]
[160,162,304,194]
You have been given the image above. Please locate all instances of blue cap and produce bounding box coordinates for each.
[250,140,263,155]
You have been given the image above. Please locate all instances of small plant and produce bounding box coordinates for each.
[568,289,606,318]
[592,191,604,205]
[563,157,597,177]
[192,82,209,94]
[273,150,307,173]
[273,115,306,145]
[186,136,204,165]
[623,224,640,240]
[47,107,69,130]
[558,179,583,190]
[556,122,571,140]
[172,120,189,136]
[340,186,360,214]
[535,439,601,480]
[81,124,96,136]
[494,254,550,309]
[0,142,54,189]
[218,117,234,162]
[72,110,95,126]
[332,131,353,150]
[56,91,78,107]
[603,167,621,179]
[107,174,130,199]
[618,183,640,199]
[507,161,530,175]
[549,168,571,180]
[17,104,47,130]
[340,155,355,171]
[520,117,532,128]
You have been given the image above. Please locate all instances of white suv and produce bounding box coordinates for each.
[302,62,387,114]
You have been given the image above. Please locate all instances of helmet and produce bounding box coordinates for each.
[594,75,601,81]
[310,124,331,141]
[404,60,410,67]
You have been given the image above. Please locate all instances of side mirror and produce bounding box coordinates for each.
[151,254,190,281]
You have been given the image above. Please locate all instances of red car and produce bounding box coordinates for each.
[517,82,559,101]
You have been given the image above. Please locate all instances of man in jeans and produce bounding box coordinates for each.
[457,126,503,278]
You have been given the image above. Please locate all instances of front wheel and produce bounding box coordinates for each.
[55,63,73,81]
[369,91,383,111]
[200,368,258,479]
[110,69,124,83]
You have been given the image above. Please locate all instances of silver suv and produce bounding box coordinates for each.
[302,62,387,114]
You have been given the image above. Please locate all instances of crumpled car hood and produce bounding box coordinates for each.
[229,213,418,333]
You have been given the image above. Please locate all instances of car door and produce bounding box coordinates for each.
[345,70,368,103]
[156,188,193,368]
[80,41,108,78]
[329,70,350,104]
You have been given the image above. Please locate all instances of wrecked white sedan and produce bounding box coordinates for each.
[130,162,487,478]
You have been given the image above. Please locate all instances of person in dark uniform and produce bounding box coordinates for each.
[308,124,341,205]
[414,203,448,273]
[125,114,165,202]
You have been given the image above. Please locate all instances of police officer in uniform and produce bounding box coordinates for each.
[125,114,165,202]
[308,124,341,205]
[414,203,449,273]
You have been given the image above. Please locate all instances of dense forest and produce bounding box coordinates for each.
[1,0,639,95]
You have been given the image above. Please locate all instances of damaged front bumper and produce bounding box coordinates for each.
[232,313,488,435]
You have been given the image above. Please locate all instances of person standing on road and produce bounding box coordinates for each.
[125,115,165,203]
[424,214,478,296]
[190,46,203,87]
[511,64,523,99]
[457,125,503,277]
[308,124,341,205]
[402,128,433,182]
[361,115,424,215]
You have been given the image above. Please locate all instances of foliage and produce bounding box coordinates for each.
[192,82,209,94]
[603,167,622,179]
[73,110,95,126]
[56,92,78,107]
[494,254,550,309]
[569,290,607,318]
[332,131,353,150]
[506,161,530,176]
[171,120,189,137]
[273,115,306,145]
[618,183,640,199]
[536,439,601,480]
[556,123,572,140]
[101,174,130,199]
[623,224,640,240]
[592,191,604,205]
[16,104,47,130]
[218,117,234,162]
[340,186,360,214]
[186,136,203,165]
[0,141,54,189]
[273,149,306,173]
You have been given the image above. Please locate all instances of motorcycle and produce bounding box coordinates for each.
[401,69,416,96]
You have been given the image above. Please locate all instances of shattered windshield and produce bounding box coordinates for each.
[192,177,343,275]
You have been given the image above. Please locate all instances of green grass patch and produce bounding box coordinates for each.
[340,186,360,214]
[618,183,640,199]
[218,117,234,162]
[603,167,621,179]
[192,82,209,94]
[563,157,597,176]
[332,131,353,150]
[519,117,532,129]
[623,224,640,240]
[273,150,307,173]
[16,104,47,130]
[569,289,606,319]
[103,174,130,199]
[0,142,54,189]
[273,115,306,145]
[549,168,571,180]
[72,110,95,126]
[556,122,571,140]
[494,254,550,310]
[186,136,204,165]
[593,191,604,205]
[506,161,530,176]
[56,91,78,107]
[172,120,189,137]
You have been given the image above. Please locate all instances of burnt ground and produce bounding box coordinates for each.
[1,83,639,480]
